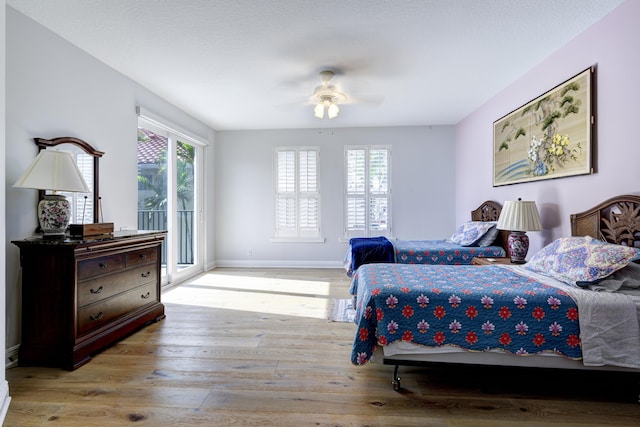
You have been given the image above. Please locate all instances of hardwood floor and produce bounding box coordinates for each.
[5,268,640,426]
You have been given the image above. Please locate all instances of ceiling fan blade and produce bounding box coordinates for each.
[344,94,385,106]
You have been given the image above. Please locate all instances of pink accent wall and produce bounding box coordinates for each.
[455,0,640,256]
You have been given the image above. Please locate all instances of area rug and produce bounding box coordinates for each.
[330,298,356,322]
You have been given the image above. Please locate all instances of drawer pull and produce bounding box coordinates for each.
[99,263,108,269]
[141,271,151,278]
[90,286,103,294]
[89,312,104,322]
[141,292,151,299]
[139,254,147,260]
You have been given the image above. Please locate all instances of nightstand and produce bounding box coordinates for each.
[471,257,514,266]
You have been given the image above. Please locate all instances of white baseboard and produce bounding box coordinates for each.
[0,380,11,425]
[214,260,344,269]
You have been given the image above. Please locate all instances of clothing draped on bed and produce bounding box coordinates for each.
[350,263,582,365]
[349,236,395,274]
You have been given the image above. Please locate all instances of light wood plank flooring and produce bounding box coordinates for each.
[5,268,640,426]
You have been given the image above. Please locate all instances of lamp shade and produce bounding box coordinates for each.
[327,102,339,119]
[497,200,542,232]
[313,99,340,119]
[14,149,90,237]
[313,102,325,119]
[13,149,90,193]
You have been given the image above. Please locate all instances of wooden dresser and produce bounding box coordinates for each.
[12,230,167,370]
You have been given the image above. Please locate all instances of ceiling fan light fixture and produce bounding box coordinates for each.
[311,70,346,120]
[327,102,339,119]
[313,99,339,119]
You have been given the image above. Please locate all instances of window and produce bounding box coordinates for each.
[344,146,391,238]
[273,147,321,240]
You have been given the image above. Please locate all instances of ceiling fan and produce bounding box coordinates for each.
[310,70,346,119]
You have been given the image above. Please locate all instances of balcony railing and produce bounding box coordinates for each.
[137,210,194,265]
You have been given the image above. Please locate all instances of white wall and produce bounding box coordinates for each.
[1,0,12,422]
[5,7,215,361]
[215,125,456,266]
[455,0,639,257]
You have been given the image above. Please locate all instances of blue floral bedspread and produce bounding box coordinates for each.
[394,240,505,265]
[345,239,506,277]
[350,263,582,365]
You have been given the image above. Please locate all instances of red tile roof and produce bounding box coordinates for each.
[137,128,167,164]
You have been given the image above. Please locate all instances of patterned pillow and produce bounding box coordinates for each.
[524,236,638,286]
[449,221,498,247]
[475,225,499,247]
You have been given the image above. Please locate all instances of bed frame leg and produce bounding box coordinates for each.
[391,365,401,392]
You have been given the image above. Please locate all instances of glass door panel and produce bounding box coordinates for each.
[175,139,197,275]
[137,126,169,281]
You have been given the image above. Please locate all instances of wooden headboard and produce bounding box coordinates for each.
[470,200,510,253]
[570,194,640,248]
[470,200,502,222]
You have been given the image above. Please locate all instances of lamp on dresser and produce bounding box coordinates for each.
[13,149,90,237]
[496,198,542,263]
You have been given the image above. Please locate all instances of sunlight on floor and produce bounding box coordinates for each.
[162,272,333,319]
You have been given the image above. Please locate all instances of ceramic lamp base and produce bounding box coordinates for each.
[38,194,71,237]
[507,231,529,264]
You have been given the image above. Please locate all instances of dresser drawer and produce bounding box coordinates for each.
[77,254,125,280]
[78,282,158,335]
[78,265,158,307]
[126,247,158,268]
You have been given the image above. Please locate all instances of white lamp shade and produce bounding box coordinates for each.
[327,102,339,119]
[314,99,340,119]
[13,149,90,193]
[497,200,542,231]
[313,102,325,119]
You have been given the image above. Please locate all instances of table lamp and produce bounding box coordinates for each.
[13,149,90,237]
[496,198,542,263]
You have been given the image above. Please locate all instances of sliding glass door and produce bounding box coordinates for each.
[137,120,203,286]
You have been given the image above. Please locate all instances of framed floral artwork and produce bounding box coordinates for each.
[493,66,595,186]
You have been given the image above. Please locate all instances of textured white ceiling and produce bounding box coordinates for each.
[7,0,625,130]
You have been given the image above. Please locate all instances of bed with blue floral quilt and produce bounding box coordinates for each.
[349,195,640,393]
[344,201,508,276]
[350,263,586,365]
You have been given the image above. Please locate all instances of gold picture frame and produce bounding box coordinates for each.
[493,66,595,186]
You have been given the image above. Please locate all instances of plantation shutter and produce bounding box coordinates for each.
[275,147,320,238]
[346,149,366,232]
[345,146,391,239]
[58,152,94,224]
[298,150,318,233]
[369,149,389,232]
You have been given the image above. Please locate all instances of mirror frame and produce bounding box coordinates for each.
[34,136,105,224]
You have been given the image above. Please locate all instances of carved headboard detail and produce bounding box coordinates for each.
[470,200,509,254]
[471,200,502,222]
[570,194,640,248]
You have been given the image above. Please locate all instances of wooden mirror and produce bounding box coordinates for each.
[34,137,104,224]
